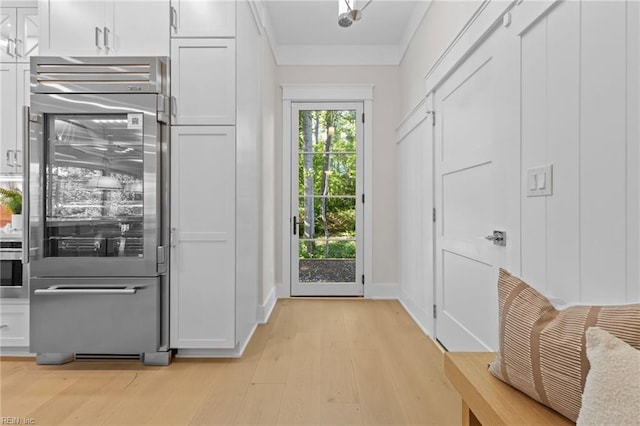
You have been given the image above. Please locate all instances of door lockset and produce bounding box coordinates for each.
[482,230,506,246]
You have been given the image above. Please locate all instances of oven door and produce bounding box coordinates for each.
[0,252,25,298]
[29,93,166,277]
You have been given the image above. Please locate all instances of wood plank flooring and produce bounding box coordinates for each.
[0,299,461,425]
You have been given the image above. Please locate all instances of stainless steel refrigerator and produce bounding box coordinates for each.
[26,57,171,365]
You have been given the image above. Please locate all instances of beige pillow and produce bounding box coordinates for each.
[488,269,640,422]
[576,327,640,425]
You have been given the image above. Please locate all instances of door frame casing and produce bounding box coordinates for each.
[281,84,373,298]
[290,102,364,297]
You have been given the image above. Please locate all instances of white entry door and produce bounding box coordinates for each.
[433,17,519,351]
[290,102,364,296]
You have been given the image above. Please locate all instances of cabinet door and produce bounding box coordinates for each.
[171,39,236,125]
[170,0,235,37]
[170,126,236,349]
[0,8,17,62]
[0,64,17,175]
[0,303,29,349]
[15,63,30,173]
[39,0,106,55]
[110,1,169,56]
[16,8,38,62]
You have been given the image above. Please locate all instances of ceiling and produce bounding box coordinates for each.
[261,0,432,65]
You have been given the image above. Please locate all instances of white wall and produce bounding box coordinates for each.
[275,66,401,290]
[519,0,639,304]
[396,102,434,336]
[260,26,278,317]
[236,0,262,343]
[396,1,482,336]
[396,0,640,340]
[399,1,481,118]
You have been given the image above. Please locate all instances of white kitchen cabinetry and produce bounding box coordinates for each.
[39,0,169,56]
[0,63,29,175]
[170,126,236,349]
[170,38,236,126]
[0,64,17,175]
[170,0,235,38]
[1,7,38,63]
[0,300,30,351]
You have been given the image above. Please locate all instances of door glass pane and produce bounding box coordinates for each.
[45,114,144,258]
[22,12,39,57]
[297,109,357,284]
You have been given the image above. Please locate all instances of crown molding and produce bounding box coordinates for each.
[397,0,433,63]
[260,1,431,66]
[275,44,401,66]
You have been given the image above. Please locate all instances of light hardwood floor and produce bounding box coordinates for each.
[0,299,462,425]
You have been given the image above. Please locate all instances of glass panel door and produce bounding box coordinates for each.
[45,114,144,258]
[291,103,364,296]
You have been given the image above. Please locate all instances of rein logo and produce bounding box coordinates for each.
[127,86,142,91]
[1,418,35,424]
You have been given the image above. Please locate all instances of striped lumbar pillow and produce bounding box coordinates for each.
[488,269,640,422]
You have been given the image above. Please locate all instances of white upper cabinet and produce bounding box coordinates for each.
[1,7,38,63]
[110,1,169,56]
[0,64,17,175]
[170,0,235,38]
[1,63,30,175]
[40,1,106,56]
[39,0,169,56]
[171,38,236,125]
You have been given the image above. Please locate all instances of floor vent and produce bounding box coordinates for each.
[75,353,141,361]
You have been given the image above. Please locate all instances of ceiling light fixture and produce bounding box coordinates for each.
[338,0,373,28]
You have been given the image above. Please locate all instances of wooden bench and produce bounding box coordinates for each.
[444,352,575,426]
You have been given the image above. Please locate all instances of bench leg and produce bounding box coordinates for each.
[462,401,482,426]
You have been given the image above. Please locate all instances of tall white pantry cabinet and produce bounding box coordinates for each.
[169,0,261,354]
[36,0,262,355]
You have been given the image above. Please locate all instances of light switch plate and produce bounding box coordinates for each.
[526,164,553,197]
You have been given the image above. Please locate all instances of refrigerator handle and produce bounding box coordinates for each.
[22,106,30,264]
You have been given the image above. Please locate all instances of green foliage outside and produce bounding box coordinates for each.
[0,187,22,214]
[298,110,357,259]
[299,239,356,259]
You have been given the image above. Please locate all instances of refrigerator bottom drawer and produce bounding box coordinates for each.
[30,277,160,354]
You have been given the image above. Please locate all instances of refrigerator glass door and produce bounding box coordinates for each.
[29,93,163,277]
[45,114,144,258]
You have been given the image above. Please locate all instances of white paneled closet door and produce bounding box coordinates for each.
[433,11,520,352]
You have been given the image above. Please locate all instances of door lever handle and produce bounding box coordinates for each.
[477,231,506,246]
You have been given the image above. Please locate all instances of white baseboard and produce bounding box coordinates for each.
[365,282,400,299]
[175,322,258,359]
[0,348,33,357]
[399,291,434,338]
[276,281,289,298]
[257,286,277,324]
